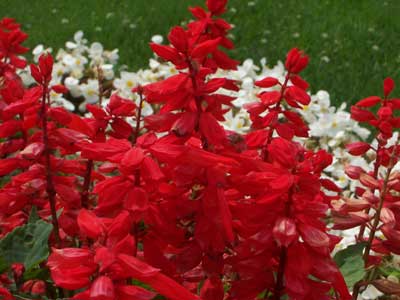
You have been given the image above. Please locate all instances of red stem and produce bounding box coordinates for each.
[81,69,105,208]
[81,159,93,208]
[41,85,61,246]
[261,73,290,161]
[356,145,381,241]
[131,88,145,256]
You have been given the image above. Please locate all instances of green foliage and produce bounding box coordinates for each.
[334,243,366,288]
[0,209,53,271]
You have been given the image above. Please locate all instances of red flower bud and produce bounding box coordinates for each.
[344,165,365,179]
[255,77,279,88]
[346,142,370,156]
[11,263,24,280]
[31,280,46,295]
[384,77,395,97]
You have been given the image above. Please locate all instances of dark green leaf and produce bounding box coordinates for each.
[0,256,8,273]
[0,217,53,271]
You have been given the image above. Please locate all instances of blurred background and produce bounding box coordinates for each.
[1,0,399,105]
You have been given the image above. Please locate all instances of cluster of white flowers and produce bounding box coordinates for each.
[20,31,119,111]
[214,58,372,194]
[20,32,374,193]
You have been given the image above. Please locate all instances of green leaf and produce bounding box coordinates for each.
[0,256,8,273]
[28,206,39,223]
[0,216,53,271]
[334,243,367,287]
[23,266,49,281]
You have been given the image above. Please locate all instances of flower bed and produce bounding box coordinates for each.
[1,1,400,299]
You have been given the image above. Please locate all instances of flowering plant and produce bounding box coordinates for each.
[0,1,399,299]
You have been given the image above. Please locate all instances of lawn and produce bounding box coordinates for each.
[1,0,399,105]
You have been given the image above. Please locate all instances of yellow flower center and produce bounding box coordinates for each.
[126,80,134,88]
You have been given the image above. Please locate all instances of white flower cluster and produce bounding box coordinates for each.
[20,31,374,194]
[214,58,372,193]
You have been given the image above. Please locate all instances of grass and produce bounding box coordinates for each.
[1,0,399,105]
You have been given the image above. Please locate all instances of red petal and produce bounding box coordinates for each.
[191,38,221,59]
[298,223,329,248]
[150,43,181,64]
[90,276,115,300]
[356,96,381,107]
[168,26,188,53]
[77,209,104,239]
[255,77,279,88]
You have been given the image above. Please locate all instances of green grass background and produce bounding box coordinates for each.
[1,0,399,105]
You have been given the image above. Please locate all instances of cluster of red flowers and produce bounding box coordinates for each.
[333,78,400,297]
[0,0,398,299]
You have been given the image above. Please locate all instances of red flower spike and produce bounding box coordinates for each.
[285,48,309,74]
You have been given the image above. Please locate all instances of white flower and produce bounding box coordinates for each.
[49,89,75,111]
[101,64,115,80]
[89,42,104,60]
[66,31,87,53]
[149,58,160,70]
[114,72,140,97]
[223,111,250,134]
[358,285,383,299]
[63,54,88,73]
[138,99,154,117]
[32,45,52,63]
[81,79,99,104]
[151,35,164,44]
[64,77,81,98]
[103,49,119,65]
[52,62,67,81]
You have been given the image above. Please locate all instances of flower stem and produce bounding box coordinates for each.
[131,87,145,256]
[357,145,381,241]
[81,159,93,208]
[131,87,144,145]
[273,247,287,300]
[41,86,61,246]
[261,73,290,161]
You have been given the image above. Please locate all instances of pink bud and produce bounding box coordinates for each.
[272,217,298,247]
